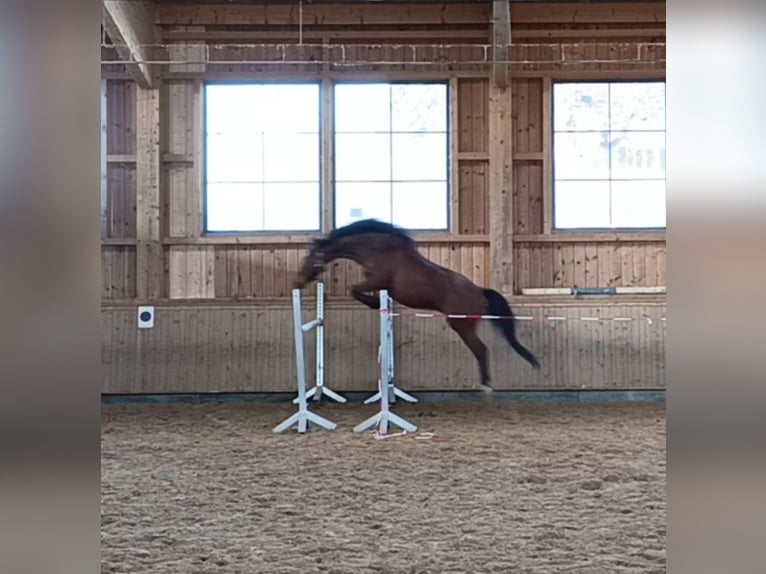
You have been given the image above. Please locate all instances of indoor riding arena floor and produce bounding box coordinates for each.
[101,400,666,574]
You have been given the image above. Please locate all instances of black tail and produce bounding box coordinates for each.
[483,289,541,369]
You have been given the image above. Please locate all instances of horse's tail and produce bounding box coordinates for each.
[483,289,541,369]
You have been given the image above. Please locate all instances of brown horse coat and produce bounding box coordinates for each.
[295,219,540,389]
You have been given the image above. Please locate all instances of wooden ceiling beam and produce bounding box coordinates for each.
[510,2,665,24]
[154,2,663,27]
[102,1,159,88]
[155,3,491,26]
[160,28,491,43]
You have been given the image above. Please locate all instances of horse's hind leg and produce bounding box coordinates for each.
[448,318,492,392]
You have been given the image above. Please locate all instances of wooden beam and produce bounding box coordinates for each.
[148,69,490,82]
[100,80,108,237]
[106,154,197,164]
[492,0,511,89]
[161,234,490,246]
[155,2,662,27]
[542,77,553,234]
[106,154,136,163]
[135,88,163,300]
[102,1,158,88]
[449,77,460,234]
[101,238,138,247]
[192,80,204,237]
[514,151,543,161]
[510,2,665,24]
[321,76,334,233]
[513,233,666,243]
[156,3,491,26]
[488,82,514,293]
[511,69,665,80]
[162,28,491,43]
[512,28,665,40]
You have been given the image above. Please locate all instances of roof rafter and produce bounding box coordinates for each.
[102,1,158,88]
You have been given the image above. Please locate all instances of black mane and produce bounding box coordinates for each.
[322,219,415,246]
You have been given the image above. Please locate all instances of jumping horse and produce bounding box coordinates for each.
[293,219,540,391]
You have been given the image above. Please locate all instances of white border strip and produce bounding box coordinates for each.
[521,286,666,296]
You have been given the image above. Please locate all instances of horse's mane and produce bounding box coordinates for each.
[322,219,415,246]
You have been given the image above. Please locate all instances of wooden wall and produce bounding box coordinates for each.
[103,300,665,393]
[101,1,666,394]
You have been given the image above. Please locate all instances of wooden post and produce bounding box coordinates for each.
[542,76,553,234]
[488,84,514,294]
[101,80,109,238]
[321,75,333,232]
[449,76,460,234]
[492,0,511,90]
[136,87,163,300]
[489,0,514,294]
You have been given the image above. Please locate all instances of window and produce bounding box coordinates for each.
[204,82,321,232]
[552,81,666,230]
[333,82,449,230]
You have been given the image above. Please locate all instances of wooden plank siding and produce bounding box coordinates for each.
[102,301,666,393]
[513,241,666,291]
[103,80,137,240]
[101,1,666,393]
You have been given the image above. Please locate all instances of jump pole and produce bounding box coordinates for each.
[363,292,418,406]
[272,286,338,434]
[353,290,417,435]
[292,281,346,405]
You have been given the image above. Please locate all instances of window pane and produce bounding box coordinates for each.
[205,85,262,134]
[610,180,666,228]
[263,183,320,230]
[334,133,391,181]
[553,83,609,131]
[263,133,319,182]
[260,84,319,133]
[206,134,263,183]
[204,83,321,232]
[610,131,666,180]
[335,182,391,226]
[552,81,666,230]
[553,181,611,229]
[610,82,666,131]
[334,84,391,133]
[333,82,450,232]
[206,183,263,231]
[392,133,447,181]
[554,132,610,180]
[392,182,448,229]
[391,84,448,132]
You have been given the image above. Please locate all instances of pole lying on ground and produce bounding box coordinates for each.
[273,286,338,434]
[292,281,346,405]
[353,290,417,436]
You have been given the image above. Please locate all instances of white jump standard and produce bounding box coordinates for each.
[363,292,417,405]
[292,282,346,405]
[273,284,339,434]
[354,290,418,436]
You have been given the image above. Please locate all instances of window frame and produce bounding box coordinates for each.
[551,78,667,234]
[330,79,453,233]
[201,79,324,236]
[201,78,454,237]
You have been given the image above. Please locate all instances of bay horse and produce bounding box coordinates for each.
[293,219,540,391]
